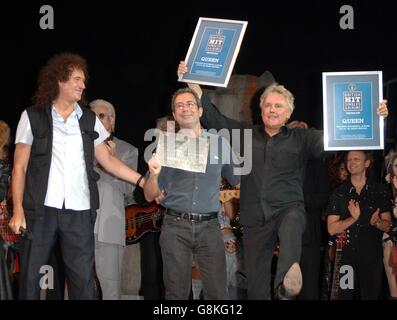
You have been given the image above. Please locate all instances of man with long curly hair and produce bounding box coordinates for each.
[9,52,145,300]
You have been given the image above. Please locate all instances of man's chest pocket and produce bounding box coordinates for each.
[270,149,299,173]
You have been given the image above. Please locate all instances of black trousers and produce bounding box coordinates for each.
[19,206,96,300]
[45,240,65,300]
[297,213,323,300]
[243,205,306,300]
[337,249,384,300]
[297,242,321,299]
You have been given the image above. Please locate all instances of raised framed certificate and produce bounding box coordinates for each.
[179,17,248,88]
[322,71,384,151]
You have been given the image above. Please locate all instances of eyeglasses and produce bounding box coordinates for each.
[98,113,114,121]
[174,101,197,110]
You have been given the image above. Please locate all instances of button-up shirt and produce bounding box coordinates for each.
[158,131,240,214]
[326,179,392,256]
[15,104,109,210]
[200,93,324,225]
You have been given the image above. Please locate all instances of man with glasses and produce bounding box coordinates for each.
[144,88,240,300]
[90,99,140,299]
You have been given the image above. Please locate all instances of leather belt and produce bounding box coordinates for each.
[166,209,218,222]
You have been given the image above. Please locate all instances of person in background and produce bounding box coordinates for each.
[90,99,140,300]
[0,120,16,300]
[327,150,392,299]
[384,150,397,299]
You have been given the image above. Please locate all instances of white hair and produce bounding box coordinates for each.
[89,99,116,131]
[89,99,116,117]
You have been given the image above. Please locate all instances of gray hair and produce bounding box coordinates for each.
[89,99,116,131]
[260,83,295,112]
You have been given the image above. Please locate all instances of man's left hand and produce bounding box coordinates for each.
[377,100,389,118]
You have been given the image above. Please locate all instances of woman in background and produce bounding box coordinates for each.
[384,151,397,299]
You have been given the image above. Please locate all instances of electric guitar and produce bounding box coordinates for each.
[330,230,349,300]
[125,202,163,245]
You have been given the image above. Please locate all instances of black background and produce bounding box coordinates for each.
[2,0,396,153]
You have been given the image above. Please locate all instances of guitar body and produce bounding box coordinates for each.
[125,203,163,245]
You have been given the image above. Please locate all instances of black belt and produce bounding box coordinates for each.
[166,209,218,222]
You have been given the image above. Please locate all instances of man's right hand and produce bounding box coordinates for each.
[177,61,188,78]
[148,153,161,176]
[9,206,26,234]
[177,61,203,98]
[348,199,360,221]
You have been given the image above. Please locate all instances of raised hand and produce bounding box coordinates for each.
[148,153,161,176]
[377,99,388,118]
[177,61,188,78]
[176,60,203,98]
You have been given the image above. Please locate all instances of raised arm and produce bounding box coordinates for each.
[177,61,249,132]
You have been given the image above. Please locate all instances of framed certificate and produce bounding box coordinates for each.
[179,17,248,88]
[322,71,384,151]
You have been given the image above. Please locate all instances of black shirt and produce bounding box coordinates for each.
[201,94,324,226]
[326,179,392,257]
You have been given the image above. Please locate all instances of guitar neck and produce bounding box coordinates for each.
[330,250,342,300]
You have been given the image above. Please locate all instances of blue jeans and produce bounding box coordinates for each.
[160,214,227,300]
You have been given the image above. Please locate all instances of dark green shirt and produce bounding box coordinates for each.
[200,94,324,225]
